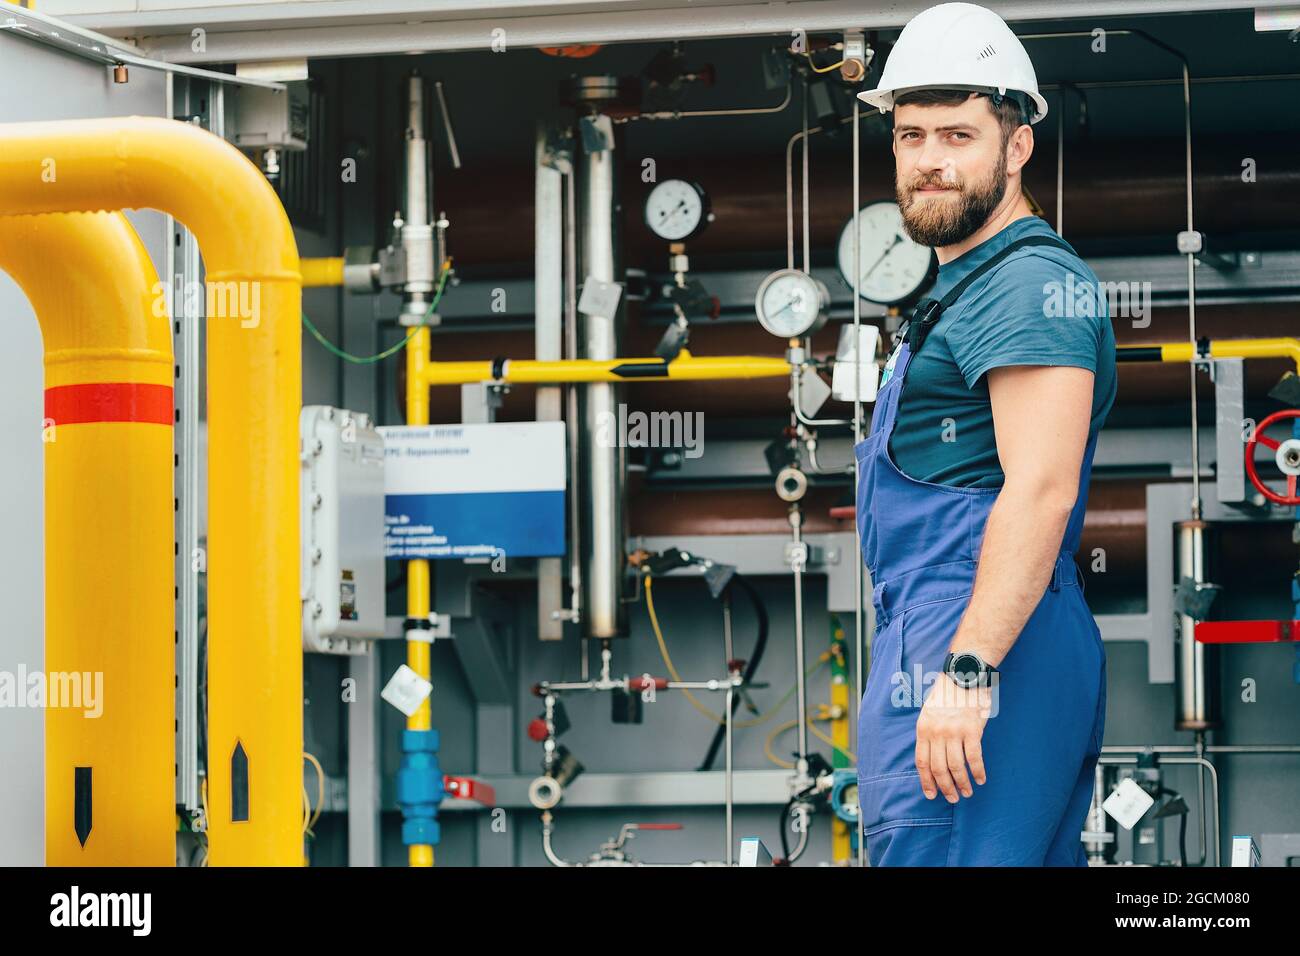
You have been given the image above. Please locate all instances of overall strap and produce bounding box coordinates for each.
[905,233,1076,355]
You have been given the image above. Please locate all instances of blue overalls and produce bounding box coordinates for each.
[854,238,1107,867]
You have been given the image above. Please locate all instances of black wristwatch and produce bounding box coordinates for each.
[943,651,998,689]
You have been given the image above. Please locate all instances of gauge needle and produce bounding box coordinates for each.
[769,296,801,320]
[860,234,903,283]
[659,200,688,227]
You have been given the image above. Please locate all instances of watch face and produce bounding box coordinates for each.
[949,653,984,688]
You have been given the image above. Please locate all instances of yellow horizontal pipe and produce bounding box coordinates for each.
[0,116,303,866]
[417,349,792,387]
[1205,338,1300,372]
[0,212,174,866]
[300,256,345,288]
[1122,338,1300,374]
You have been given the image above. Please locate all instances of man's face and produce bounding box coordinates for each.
[892,95,1010,248]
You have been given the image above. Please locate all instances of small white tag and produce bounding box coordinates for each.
[381,664,433,716]
[1102,777,1155,830]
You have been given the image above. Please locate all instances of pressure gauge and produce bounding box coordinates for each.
[837,201,935,305]
[754,268,829,338]
[644,179,711,241]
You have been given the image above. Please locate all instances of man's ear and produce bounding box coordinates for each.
[1006,125,1034,175]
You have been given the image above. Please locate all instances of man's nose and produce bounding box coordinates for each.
[915,135,950,174]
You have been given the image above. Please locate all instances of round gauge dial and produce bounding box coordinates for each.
[837,201,935,305]
[644,179,711,241]
[754,268,829,338]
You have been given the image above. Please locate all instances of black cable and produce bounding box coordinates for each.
[698,573,769,771]
[1156,785,1189,867]
[778,796,794,860]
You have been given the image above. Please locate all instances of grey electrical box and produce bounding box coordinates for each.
[228,81,309,152]
[301,406,387,655]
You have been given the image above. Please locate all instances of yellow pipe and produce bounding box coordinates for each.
[0,212,174,866]
[1121,338,1300,374]
[405,323,435,867]
[416,349,792,387]
[300,256,345,288]
[0,116,303,866]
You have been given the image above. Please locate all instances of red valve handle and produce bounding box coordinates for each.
[1245,409,1300,505]
[443,775,496,807]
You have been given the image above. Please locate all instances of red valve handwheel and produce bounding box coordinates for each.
[1245,409,1300,505]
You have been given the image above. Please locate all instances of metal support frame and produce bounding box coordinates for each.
[1095,481,1293,683]
[171,76,213,818]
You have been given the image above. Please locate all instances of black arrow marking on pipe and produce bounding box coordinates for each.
[231,741,250,823]
[609,361,671,379]
[74,767,92,847]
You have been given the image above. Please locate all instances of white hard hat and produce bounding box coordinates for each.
[857,2,1048,124]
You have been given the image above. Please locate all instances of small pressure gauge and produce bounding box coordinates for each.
[837,201,935,305]
[754,268,829,338]
[644,179,711,242]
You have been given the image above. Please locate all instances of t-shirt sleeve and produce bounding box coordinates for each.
[945,253,1105,390]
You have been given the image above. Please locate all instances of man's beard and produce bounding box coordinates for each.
[896,149,1008,248]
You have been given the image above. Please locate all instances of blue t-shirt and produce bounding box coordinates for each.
[888,216,1117,488]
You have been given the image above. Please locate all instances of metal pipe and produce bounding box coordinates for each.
[576,112,627,641]
[1056,90,1065,236]
[0,115,304,865]
[1175,521,1220,732]
[791,362,853,428]
[1099,754,1221,867]
[401,72,437,325]
[0,212,174,865]
[404,324,435,868]
[419,352,791,386]
[801,77,811,275]
[560,154,586,670]
[300,256,345,287]
[398,72,441,869]
[789,506,810,778]
[850,93,868,870]
[615,83,792,122]
[1122,337,1300,374]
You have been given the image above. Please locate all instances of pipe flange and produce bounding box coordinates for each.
[1276,438,1300,476]
[776,466,808,503]
[528,775,563,811]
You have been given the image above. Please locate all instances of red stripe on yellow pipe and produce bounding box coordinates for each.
[45,383,174,426]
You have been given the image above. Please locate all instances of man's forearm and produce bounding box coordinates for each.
[949,483,1075,667]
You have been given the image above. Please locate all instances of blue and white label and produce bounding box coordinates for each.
[378,422,566,560]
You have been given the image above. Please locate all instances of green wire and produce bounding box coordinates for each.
[302,314,414,365]
[301,261,451,365]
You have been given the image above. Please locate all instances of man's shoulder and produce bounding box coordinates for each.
[963,238,1107,322]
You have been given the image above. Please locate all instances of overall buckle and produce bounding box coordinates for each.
[907,298,944,354]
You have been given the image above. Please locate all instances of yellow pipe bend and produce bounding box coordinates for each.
[0,116,303,866]
[0,212,174,866]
